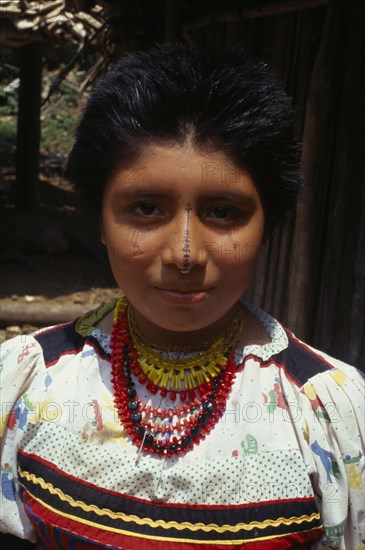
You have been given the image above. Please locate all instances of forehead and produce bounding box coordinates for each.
[108,143,254,191]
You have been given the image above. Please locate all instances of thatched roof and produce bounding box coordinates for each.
[0,1,114,48]
[0,0,332,49]
[0,1,121,94]
[0,0,331,95]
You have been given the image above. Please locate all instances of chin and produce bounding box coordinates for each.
[159,318,209,333]
[149,310,213,333]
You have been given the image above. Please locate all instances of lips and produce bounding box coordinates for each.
[156,287,213,305]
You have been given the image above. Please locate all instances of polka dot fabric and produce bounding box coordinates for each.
[1,302,364,549]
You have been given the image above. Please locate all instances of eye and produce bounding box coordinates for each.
[207,206,240,221]
[132,202,162,217]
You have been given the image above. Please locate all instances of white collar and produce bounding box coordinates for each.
[91,302,288,363]
[235,302,288,362]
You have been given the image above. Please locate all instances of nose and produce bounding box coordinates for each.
[161,207,207,272]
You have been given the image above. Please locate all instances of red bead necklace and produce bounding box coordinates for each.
[111,303,238,457]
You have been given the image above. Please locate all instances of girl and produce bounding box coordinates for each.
[1,43,364,549]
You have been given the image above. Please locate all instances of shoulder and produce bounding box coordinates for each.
[32,300,116,367]
[0,322,85,399]
[33,320,87,367]
[282,329,364,392]
[0,332,44,375]
[240,303,363,389]
[0,303,115,436]
[0,299,116,370]
[0,320,88,369]
[274,329,362,387]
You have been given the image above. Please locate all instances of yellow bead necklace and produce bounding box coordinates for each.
[125,300,244,392]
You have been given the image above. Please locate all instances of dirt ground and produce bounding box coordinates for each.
[0,170,120,343]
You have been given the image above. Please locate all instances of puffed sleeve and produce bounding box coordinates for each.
[299,360,365,550]
[0,334,45,540]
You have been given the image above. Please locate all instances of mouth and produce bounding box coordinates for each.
[155,287,213,305]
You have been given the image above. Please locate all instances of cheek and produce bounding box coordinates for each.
[214,226,264,268]
[106,242,142,268]
[103,225,160,268]
[237,214,265,266]
[238,241,263,265]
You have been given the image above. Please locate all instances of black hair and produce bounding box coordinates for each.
[65,42,301,232]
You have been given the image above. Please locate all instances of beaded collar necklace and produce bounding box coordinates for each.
[110,298,241,458]
[127,301,244,398]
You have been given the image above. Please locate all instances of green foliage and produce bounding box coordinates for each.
[40,75,84,163]
[0,52,19,164]
[0,49,19,116]
[0,88,18,116]
[0,69,84,168]
[40,103,79,163]
[0,117,17,165]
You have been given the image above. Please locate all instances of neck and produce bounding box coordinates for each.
[130,303,240,351]
[97,299,271,349]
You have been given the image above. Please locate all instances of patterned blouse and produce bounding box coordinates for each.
[0,301,364,549]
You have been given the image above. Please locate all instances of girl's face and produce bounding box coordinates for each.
[101,144,265,345]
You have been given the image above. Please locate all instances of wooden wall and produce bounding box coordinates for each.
[185,0,364,370]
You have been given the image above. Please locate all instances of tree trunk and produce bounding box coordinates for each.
[15,42,42,211]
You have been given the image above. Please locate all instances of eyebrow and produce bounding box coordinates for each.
[112,188,255,203]
[203,192,255,203]
[112,188,167,198]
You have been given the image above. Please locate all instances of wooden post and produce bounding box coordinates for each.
[15,41,42,211]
